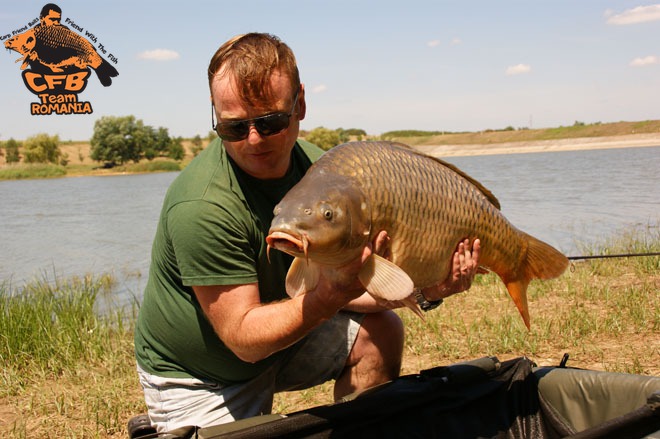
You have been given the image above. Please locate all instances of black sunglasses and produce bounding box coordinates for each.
[212,90,299,142]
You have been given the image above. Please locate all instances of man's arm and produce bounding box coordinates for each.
[193,244,371,363]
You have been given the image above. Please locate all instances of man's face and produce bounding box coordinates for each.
[42,10,61,26]
[211,70,306,180]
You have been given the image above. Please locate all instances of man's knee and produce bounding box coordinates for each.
[353,310,404,376]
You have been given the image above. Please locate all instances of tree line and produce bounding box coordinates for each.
[301,127,367,150]
[0,116,371,167]
[0,116,199,168]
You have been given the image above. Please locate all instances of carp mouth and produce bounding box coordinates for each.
[266,231,309,260]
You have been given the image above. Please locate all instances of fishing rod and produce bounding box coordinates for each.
[567,252,660,261]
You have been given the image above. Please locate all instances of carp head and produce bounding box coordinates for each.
[267,173,371,267]
[5,29,36,69]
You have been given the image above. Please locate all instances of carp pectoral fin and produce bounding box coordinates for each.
[285,258,320,298]
[358,254,414,301]
[401,295,424,320]
[504,279,530,330]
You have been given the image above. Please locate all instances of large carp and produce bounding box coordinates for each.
[266,141,568,328]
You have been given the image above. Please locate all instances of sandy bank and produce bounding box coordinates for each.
[415,132,660,158]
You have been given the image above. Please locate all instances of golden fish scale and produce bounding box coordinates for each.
[318,142,525,288]
[34,25,99,65]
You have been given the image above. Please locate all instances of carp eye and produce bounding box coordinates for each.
[322,208,333,220]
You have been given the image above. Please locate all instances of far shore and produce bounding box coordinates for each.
[2,132,659,180]
[415,132,660,157]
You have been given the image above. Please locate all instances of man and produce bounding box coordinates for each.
[134,32,480,433]
[38,3,63,27]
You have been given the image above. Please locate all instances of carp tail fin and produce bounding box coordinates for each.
[504,279,531,330]
[503,233,568,330]
[523,233,569,280]
[95,58,119,87]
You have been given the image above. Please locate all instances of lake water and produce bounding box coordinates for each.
[1,146,658,311]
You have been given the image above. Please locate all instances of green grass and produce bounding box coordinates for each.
[0,164,67,180]
[125,160,181,173]
[0,160,181,181]
[0,226,658,437]
[0,274,145,437]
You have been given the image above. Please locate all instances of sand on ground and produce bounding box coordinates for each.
[415,132,660,157]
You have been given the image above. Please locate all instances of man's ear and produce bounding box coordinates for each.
[297,84,307,121]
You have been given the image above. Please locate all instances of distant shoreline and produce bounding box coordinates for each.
[415,133,660,157]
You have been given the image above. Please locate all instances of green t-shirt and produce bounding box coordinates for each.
[134,138,324,384]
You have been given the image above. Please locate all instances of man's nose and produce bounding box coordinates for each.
[246,124,264,144]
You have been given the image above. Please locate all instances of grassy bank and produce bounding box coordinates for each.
[388,119,660,146]
[0,274,145,437]
[0,160,182,180]
[0,164,68,180]
[1,227,658,437]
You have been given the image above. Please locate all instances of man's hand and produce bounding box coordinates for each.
[342,233,483,312]
[371,231,481,299]
[422,238,481,301]
[314,240,376,308]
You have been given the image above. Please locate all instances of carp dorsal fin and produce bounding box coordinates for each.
[285,257,320,297]
[439,158,501,210]
[391,142,501,210]
[358,254,415,301]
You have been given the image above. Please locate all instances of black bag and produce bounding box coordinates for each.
[132,356,660,439]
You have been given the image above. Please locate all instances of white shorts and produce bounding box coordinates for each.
[137,310,363,432]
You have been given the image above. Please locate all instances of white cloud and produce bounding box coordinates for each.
[427,38,461,48]
[630,55,659,66]
[312,84,327,93]
[137,49,180,61]
[505,64,532,76]
[605,4,660,25]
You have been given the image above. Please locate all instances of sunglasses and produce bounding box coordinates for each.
[212,90,299,142]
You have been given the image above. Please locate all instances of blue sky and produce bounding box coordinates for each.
[1,1,659,141]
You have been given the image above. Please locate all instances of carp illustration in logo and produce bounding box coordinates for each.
[5,25,118,86]
[4,3,118,115]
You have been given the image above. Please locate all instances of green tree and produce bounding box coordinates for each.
[59,152,69,166]
[343,128,367,137]
[191,135,204,157]
[4,138,21,164]
[153,127,172,157]
[136,125,157,161]
[90,116,146,166]
[335,128,350,144]
[168,136,185,161]
[143,127,180,161]
[305,127,341,151]
[23,133,61,164]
